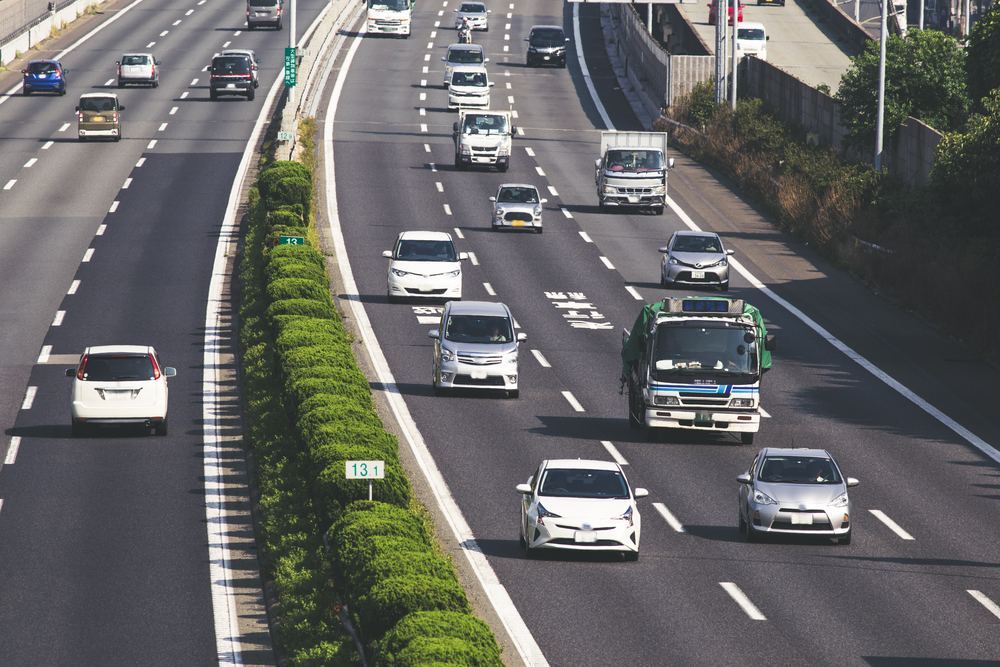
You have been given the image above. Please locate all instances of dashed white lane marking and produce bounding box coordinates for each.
[421,79,427,87]
[468,252,479,265]
[430,162,437,172]
[21,386,37,410]
[420,123,428,132]
[136,157,146,167]
[579,231,592,242]
[720,583,767,620]
[503,46,508,53]
[222,40,230,47]
[437,9,443,15]
[148,140,157,149]
[531,349,550,368]
[424,53,431,61]
[173,19,181,24]
[625,286,643,300]
[760,407,771,418]
[453,227,464,239]
[3,180,15,190]
[562,391,585,412]
[110,201,120,213]
[122,178,133,189]
[104,78,114,86]
[427,41,434,48]
[508,95,515,104]
[443,204,452,215]
[516,126,524,136]
[190,78,199,85]
[69,280,80,294]
[170,106,178,115]
[435,182,444,192]
[53,311,66,326]
[504,34,509,40]
[484,282,496,296]
[524,147,534,157]
[562,208,574,219]
[434,20,440,26]
[158,123,168,131]
[599,256,615,270]
[507,12,512,18]
[420,108,426,116]
[869,510,915,540]
[59,123,70,132]
[422,66,428,73]
[424,143,431,152]
[83,248,94,262]
[37,346,52,363]
[968,590,1000,621]
[181,91,190,99]
[547,185,558,197]
[4,436,20,464]
[146,41,155,48]
[160,30,169,36]
[96,224,106,235]
[506,82,512,89]
[653,502,687,532]
[186,8,193,14]
[43,141,53,149]
[534,166,545,176]
[601,440,628,465]
[505,22,511,28]
[430,30,437,37]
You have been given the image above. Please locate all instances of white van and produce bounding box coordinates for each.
[448,65,493,110]
[735,22,768,62]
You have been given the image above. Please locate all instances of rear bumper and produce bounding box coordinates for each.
[79,127,120,136]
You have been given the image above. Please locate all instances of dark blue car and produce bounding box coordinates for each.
[22,60,68,95]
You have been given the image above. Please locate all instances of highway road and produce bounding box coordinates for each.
[0,0,327,663]
[323,1,1000,666]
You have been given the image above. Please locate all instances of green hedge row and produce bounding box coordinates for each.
[238,161,503,666]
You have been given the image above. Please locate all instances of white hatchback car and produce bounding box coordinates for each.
[517,459,648,560]
[66,345,175,436]
[448,64,493,110]
[489,183,547,232]
[383,231,467,302]
[116,53,160,88]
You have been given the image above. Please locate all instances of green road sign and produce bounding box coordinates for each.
[279,235,305,245]
[284,47,297,86]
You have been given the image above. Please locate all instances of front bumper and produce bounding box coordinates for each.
[456,17,488,29]
[662,266,730,287]
[748,503,851,536]
[448,94,490,110]
[460,152,508,167]
[599,194,665,207]
[526,517,638,553]
[388,275,461,299]
[646,407,759,433]
[527,50,566,65]
[368,19,410,34]
[436,359,517,391]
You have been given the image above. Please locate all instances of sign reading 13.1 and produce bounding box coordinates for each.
[345,460,385,479]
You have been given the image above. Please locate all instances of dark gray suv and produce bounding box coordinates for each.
[209,55,254,100]
[525,25,570,68]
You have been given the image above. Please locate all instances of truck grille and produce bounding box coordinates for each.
[375,18,401,25]
[615,186,652,194]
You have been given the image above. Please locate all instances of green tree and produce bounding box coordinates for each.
[929,89,1000,237]
[965,1,1000,112]
[835,29,969,156]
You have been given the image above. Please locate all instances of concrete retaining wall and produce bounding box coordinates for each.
[1,0,96,68]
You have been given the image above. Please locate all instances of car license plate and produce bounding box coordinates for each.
[574,530,597,543]
[94,116,104,122]
[470,369,487,379]
[695,412,712,422]
[511,220,525,226]
[543,55,551,61]
[791,513,814,525]
[227,83,236,89]
[691,271,706,279]
[417,283,434,292]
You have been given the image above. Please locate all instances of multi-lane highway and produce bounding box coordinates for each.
[324,1,1000,666]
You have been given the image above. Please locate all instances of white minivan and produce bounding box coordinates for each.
[735,22,768,62]
[448,65,493,110]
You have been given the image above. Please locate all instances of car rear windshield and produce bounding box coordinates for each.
[213,57,251,74]
[448,48,484,64]
[758,457,842,484]
[529,28,564,45]
[738,28,765,40]
[122,55,150,65]
[249,0,279,6]
[29,62,58,74]
[81,354,156,381]
[539,469,629,499]
[444,315,513,343]
[80,97,118,111]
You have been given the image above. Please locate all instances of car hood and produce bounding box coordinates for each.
[756,482,846,505]
[449,84,489,95]
[535,496,634,519]
[390,259,461,275]
[670,251,725,265]
[443,340,517,355]
[493,202,539,212]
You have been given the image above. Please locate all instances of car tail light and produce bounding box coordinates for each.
[150,63,155,76]
[76,353,89,380]
[78,112,84,121]
[150,355,161,380]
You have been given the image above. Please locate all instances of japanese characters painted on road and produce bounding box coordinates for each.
[545,292,614,330]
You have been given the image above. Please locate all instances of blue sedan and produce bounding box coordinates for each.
[22,60,68,95]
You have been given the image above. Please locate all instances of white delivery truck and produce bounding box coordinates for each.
[367,0,412,37]
[453,110,516,171]
[595,131,673,215]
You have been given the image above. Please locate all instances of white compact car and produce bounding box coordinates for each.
[428,300,525,397]
[489,183,547,232]
[735,22,768,61]
[116,52,160,87]
[66,345,175,436]
[383,231,467,302]
[517,459,648,560]
[448,64,493,110]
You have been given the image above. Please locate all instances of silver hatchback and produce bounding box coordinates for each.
[489,183,547,233]
[737,448,859,544]
[117,53,160,88]
[659,230,734,291]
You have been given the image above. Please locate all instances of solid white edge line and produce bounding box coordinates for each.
[968,590,1000,621]
[868,509,915,540]
[4,436,20,465]
[323,20,550,667]
[573,2,613,131]
[530,349,550,368]
[652,502,686,533]
[561,391,585,412]
[600,440,628,465]
[719,582,767,620]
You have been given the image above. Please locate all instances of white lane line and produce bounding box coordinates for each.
[517,126,524,136]
[3,180,15,190]
[427,41,434,48]
[443,204,452,215]
[869,510,915,540]
[233,30,240,36]
[573,2,613,130]
[37,345,52,363]
[535,166,545,176]
[760,407,771,418]
[158,123,168,131]
[59,123,70,132]
[173,19,181,24]
[104,78,114,86]
[110,201,120,213]
[146,41,155,48]
[505,22,511,28]
[96,224,107,235]
[601,440,628,465]
[561,207,573,219]
[562,391,585,412]
[424,143,431,152]
[53,311,66,326]
[579,231,592,242]
[508,95,515,104]
[24,158,37,168]
[68,280,81,294]
[83,248,94,262]
[720,583,767,620]
[424,53,431,61]
[420,123,428,132]
[21,386,37,410]
[186,8,193,14]
[136,157,146,167]
[4,437,20,464]
[148,140,157,149]
[504,34,509,41]
[422,66,428,73]
[420,92,427,100]
[968,590,1000,621]
[547,185,558,197]
[190,78,198,85]
[435,181,444,192]
[507,12,512,17]
[122,178,133,189]
[434,20,440,26]
[484,282,496,296]
[524,147,534,157]
[653,502,687,532]
[181,91,189,99]
[506,82,512,89]
[160,30,169,36]
[531,349,550,368]
[43,141,53,149]
[223,40,230,47]
[625,286,643,301]
[503,45,508,52]
[419,108,426,116]
[430,162,437,172]
[170,106,178,115]
[453,227,464,239]
[421,79,427,87]
[417,316,439,324]
[599,256,615,270]
[468,252,479,265]
[430,31,437,38]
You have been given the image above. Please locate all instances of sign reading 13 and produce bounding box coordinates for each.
[345,460,385,479]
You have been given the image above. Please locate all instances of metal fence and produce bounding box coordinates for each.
[1,0,76,48]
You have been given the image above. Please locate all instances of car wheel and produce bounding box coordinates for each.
[23,88,30,96]
[739,509,747,533]
[624,550,639,562]
[210,89,217,100]
[839,530,852,545]
[277,20,283,30]
[746,523,759,542]
[645,427,659,442]
[519,527,526,548]
[720,281,730,292]
[114,134,120,142]
[455,154,463,169]
[155,419,168,436]
[60,88,66,96]
[153,81,158,89]
[741,432,755,445]
[78,136,86,142]
[655,206,665,216]
[535,226,543,234]
[247,87,255,101]
[560,61,567,69]
[508,389,519,399]
[71,421,87,437]
[497,163,508,173]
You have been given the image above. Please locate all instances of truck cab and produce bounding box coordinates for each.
[453,110,516,171]
[595,131,674,215]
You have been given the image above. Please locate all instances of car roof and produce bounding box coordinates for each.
[529,24,563,31]
[544,459,622,472]
[459,2,487,8]
[221,49,255,55]
[760,447,834,458]
[86,345,154,355]
[498,183,538,190]
[120,52,154,56]
[737,21,765,29]
[447,300,511,316]
[398,230,454,242]
[29,59,60,63]
[675,230,721,237]
[79,92,120,99]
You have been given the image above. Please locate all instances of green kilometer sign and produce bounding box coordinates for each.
[284,47,297,86]
[279,235,305,245]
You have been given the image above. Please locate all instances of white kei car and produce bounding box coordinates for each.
[383,231,467,302]
[517,459,648,560]
[66,345,175,436]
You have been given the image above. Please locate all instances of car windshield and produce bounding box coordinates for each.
[29,62,58,74]
[530,28,564,45]
[653,326,755,375]
[462,114,508,135]
[738,28,765,40]
[449,48,484,64]
[444,315,513,343]
[672,235,722,253]
[214,56,250,74]
[81,354,156,381]
[81,97,117,111]
[758,456,842,484]
[459,2,485,12]
[369,0,409,9]
[539,469,629,499]
[452,71,487,86]
[605,149,664,172]
[396,239,457,261]
[497,187,539,203]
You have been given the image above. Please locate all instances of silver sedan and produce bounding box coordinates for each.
[489,184,547,233]
[659,230,734,291]
[454,1,489,30]
[738,447,859,544]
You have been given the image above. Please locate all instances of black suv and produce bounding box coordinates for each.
[525,25,570,68]
[209,54,255,100]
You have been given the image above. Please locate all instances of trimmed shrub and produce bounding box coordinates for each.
[267,278,332,305]
[267,300,340,322]
[282,345,356,372]
[267,243,326,270]
[380,636,503,667]
[265,257,329,288]
[274,316,349,342]
[258,161,311,200]
[267,209,305,230]
[332,502,430,571]
[275,330,345,357]
[354,575,470,645]
[265,227,312,250]
[287,378,374,414]
[269,176,312,218]
[350,551,457,602]
[374,612,502,667]
[312,445,411,520]
[301,419,399,459]
[297,394,382,439]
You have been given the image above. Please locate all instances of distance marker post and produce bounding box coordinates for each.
[345,460,385,501]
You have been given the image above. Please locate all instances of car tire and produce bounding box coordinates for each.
[741,432,755,445]
[746,523,759,542]
[560,61,567,69]
[645,427,659,442]
[78,136,86,142]
[455,154,463,169]
[497,163,508,173]
[624,550,639,562]
[155,419,168,436]
[118,80,125,88]
[210,89,217,100]
[720,281,730,292]
[519,528,526,548]
[739,510,748,533]
[114,134,120,142]
[23,88,30,96]
[508,389,519,399]
[839,530,852,545]
[655,206,664,216]
[153,81,158,89]
[60,88,66,96]
[524,542,537,559]
[247,87,255,101]
[277,20,283,30]
[535,226,543,234]
[71,421,87,438]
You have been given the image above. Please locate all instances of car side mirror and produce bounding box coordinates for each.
[156,60,162,65]
[428,329,440,339]
[595,158,602,169]
[458,252,469,260]
[667,157,675,169]
[489,196,496,202]
[736,473,752,484]
[21,69,26,73]
[516,332,527,342]
[540,198,548,204]
[115,61,121,65]
[726,249,735,256]
[75,106,81,111]
[565,37,571,42]
[633,488,649,498]
[164,367,176,377]
[484,57,490,62]
[441,57,446,61]
[657,246,669,253]
[453,122,459,132]
[515,483,532,494]
[119,105,125,111]
[66,368,76,377]
[510,125,517,134]
[524,37,529,41]
[846,477,859,487]
[382,250,393,258]
[764,334,776,351]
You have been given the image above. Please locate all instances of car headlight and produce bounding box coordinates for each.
[528,45,538,53]
[654,395,680,405]
[390,268,410,277]
[612,505,634,528]
[446,269,461,278]
[533,205,543,217]
[505,350,518,364]
[460,145,471,155]
[668,257,679,265]
[495,207,505,217]
[602,184,616,194]
[752,489,777,505]
[652,185,665,195]
[536,502,560,526]
[440,347,455,362]
[829,492,849,508]
[730,398,754,408]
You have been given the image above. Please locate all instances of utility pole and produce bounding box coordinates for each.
[714,1,726,105]
[731,0,738,110]
[875,0,886,170]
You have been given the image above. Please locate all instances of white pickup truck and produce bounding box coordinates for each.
[453,110,516,172]
[595,131,673,215]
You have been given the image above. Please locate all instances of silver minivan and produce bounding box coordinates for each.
[428,301,526,398]
[247,0,282,30]
[441,43,487,87]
